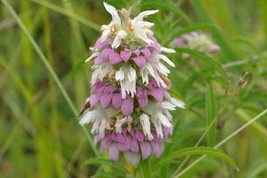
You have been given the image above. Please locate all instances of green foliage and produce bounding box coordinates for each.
[1,0,267,177]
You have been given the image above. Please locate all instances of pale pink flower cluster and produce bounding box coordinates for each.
[172,32,220,58]
[79,2,184,165]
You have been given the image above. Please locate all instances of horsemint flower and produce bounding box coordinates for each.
[79,2,185,165]
[172,32,220,58]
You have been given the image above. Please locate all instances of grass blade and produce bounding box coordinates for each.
[159,147,238,170]
[205,81,217,146]
[1,0,98,156]
[29,0,100,31]
[174,108,267,178]
[175,48,228,83]
[141,0,191,24]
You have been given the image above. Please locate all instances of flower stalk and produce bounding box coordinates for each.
[79,2,184,165]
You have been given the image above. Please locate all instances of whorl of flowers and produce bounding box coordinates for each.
[172,32,220,58]
[79,2,185,165]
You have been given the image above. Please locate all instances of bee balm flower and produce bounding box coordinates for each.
[172,32,220,58]
[79,2,184,165]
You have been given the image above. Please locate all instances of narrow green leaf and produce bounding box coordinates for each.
[205,81,217,146]
[83,158,113,167]
[29,0,100,31]
[190,0,238,61]
[95,171,127,178]
[83,158,129,173]
[1,0,98,156]
[197,0,237,35]
[259,0,267,48]
[141,0,191,24]
[175,48,228,83]
[139,159,151,178]
[159,147,238,170]
[167,23,218,44]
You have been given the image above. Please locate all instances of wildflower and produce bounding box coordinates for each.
[79,2,184,165]
[172,32,220,58]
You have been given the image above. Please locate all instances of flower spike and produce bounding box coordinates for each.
[79,2,184,164]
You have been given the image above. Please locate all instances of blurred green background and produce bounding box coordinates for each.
[1,0,267,177]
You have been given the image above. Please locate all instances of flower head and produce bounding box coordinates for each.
[80,2,184,164]
[172,32,220,58]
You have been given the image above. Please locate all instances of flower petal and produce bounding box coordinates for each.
[130,138,139,152]
[141,48,151,57]
[100,93,112,108]
[140,114,154,140]
[135,129,144,142]
[85,52,99,62]
[103,2,121,25]
[148,88,163,101]
[108,143,120,161]
[109,50,122,64]
[121,96,134,115]
[90,93,100,107]
[134,10,159,22]
[158,54,175,67]
[160,47,175,53]
[94,56,106,65]
[136,87,148,107]
[133,56,146,68]
[112,30,127,48]
[118,136,131,151]
[140,142,151,159]
[100,136,111,151]
[124,152,141,165]
[102,48,113,59]
[112,93,122,109]
[150,141,164,157]
[120,50,132,61]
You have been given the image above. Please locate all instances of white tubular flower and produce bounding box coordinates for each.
[143,99,183,138]
[101,2,122,41]
[85,51,100,62]
[160,47,175,53]
[140,114,154,140]
[140,63,168,88]
[131,10,158,45]
[115,66,137,99]
[80,104,119,136]
[112,30,127,48]
[98,120,106,138]
[79,107,106,126]
[142,101,171,138]
[157,54,175,67]
[115,115,132,133]
[161,98,185,110]
[91,62,113,84]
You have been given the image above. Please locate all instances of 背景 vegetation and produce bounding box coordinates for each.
[1,0,267,177]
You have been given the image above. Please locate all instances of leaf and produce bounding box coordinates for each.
[138,159,151,178]
[83,158,113,166]
[141,0,191,24]
[180,71,200,97]
[175,48,228,83]
[30,0,100,31]
[259,0,267,47]
[95,171,127,178]
[159,147,238,170]
[167,23,218,44]
[189,0,238,61]
[83,158,129,173]
[70,52,91,79]
[205,80,217,146]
